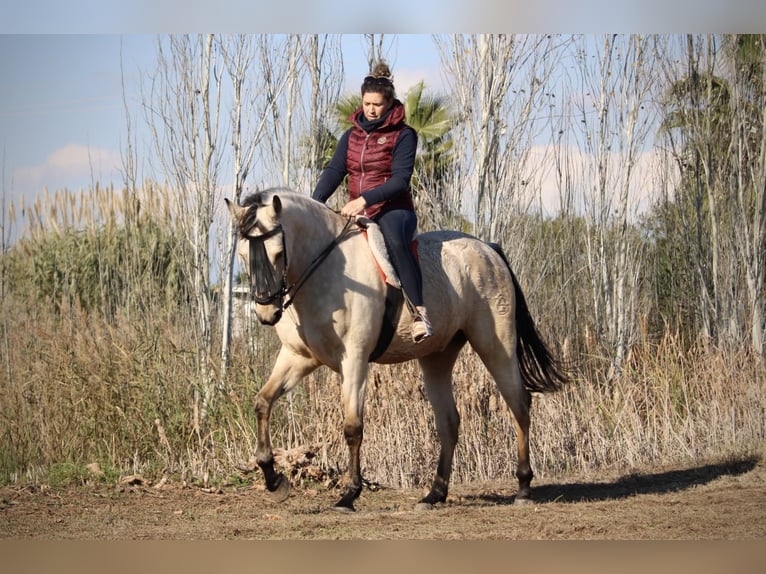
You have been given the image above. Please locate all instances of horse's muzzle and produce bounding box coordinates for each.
[257,309,282,326]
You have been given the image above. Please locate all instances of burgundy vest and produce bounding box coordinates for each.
[346,101,415,219]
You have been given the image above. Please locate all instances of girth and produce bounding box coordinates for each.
[368,283,404,362]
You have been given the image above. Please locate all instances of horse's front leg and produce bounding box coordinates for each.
[333,357,370,512]
[254,346,318,502]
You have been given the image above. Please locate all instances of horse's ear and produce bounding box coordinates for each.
[225,198,245,223]
[272,195,282,214]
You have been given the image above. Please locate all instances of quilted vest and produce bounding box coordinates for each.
[346,101,415,219]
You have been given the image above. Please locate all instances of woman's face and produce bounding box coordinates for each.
[362,91,391,121]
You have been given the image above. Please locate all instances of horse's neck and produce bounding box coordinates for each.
[283,199,351,275]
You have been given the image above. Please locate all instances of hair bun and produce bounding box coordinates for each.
[361,61,396,97]
[370,61,393,81]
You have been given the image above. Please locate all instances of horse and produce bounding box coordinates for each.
[225,188,568,512]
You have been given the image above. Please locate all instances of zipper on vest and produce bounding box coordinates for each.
[359,132,372,215]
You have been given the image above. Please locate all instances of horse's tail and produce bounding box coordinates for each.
[487,242,569,393]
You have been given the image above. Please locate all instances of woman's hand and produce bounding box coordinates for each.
[340,196,367,218]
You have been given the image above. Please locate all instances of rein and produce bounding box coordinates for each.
[248,217,357,311]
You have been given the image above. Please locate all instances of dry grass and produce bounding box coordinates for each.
[1,185,764,489]
[2,294,763,489]
[304,335,766,488]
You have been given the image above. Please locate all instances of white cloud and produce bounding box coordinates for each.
[521,144,674,218]
[13,143,123,194]
[394,67,446,98]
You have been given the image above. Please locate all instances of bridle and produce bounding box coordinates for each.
[245,216,357,313]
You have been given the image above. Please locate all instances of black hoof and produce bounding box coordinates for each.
[331,503,356,513]
[514,488,533,506]
[266,474,291,503]
[418,489,447,509]
[332,483,362,512]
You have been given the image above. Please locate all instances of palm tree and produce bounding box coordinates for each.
[320,82,456,227]
[402,81,454,197]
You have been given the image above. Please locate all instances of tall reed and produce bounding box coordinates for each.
[1,184,763,487]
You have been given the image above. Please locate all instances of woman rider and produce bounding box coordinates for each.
[311,61,432,343]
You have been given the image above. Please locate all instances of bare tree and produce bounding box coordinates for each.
[302,35,344,186]
[434,34,563,246]
[656,34,766,356]
[142,35,222,438]
[217,35,283,382]
[255,35,303,188]
[140,34,321,463]
[256,35,345,192]
[570,34,659,377]
[216,34,338,379]
[281,36,305,186]
[364,34,388,71]
[725,34,766,356]
[118,37,140,220]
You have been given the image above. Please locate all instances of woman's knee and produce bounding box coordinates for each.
[378,211,415,245]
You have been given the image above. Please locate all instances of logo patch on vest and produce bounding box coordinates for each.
[377,136,388,145]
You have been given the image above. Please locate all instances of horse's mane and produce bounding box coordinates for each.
[237,188,328,236]
[241,188,329,211]
[238,187,289,209]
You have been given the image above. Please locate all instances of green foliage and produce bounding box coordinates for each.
[334,94,362,132]
[648,34,766,347]
[5,214,190,317]
[46,462,89,488]
[300,122,339,173]
[641,195,706,340]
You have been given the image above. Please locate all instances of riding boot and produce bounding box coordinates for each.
[412,305,433,343]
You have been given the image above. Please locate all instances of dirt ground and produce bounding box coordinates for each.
[2,447,765,541]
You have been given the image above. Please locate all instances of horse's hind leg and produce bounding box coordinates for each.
[486,355,534,503]
[254,346,318,502]
[469,326,534,503]
[416,339,464,510]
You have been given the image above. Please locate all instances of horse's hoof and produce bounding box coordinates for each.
[513,496,534,506]
[415,502,435,512]
[267,475,291,503]
[331,504,356,514]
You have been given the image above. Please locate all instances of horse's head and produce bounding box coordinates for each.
[225,192,287,326]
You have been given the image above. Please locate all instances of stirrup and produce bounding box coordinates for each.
[412,307,433,343]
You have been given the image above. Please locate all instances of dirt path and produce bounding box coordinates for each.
[2,450,765,540]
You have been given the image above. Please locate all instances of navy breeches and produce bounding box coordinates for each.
[375,208,424,308]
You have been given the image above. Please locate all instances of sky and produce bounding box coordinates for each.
[0,34,444,222]
[1,35,151,205]
[1,0,764,241]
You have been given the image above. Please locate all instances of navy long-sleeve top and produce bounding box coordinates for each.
[311,111,417,209]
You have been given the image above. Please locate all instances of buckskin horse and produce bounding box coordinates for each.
[225,189,567,512]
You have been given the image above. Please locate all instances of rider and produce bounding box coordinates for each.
[311,61,432,343]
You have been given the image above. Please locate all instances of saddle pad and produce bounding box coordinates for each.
[355,216,401,289]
